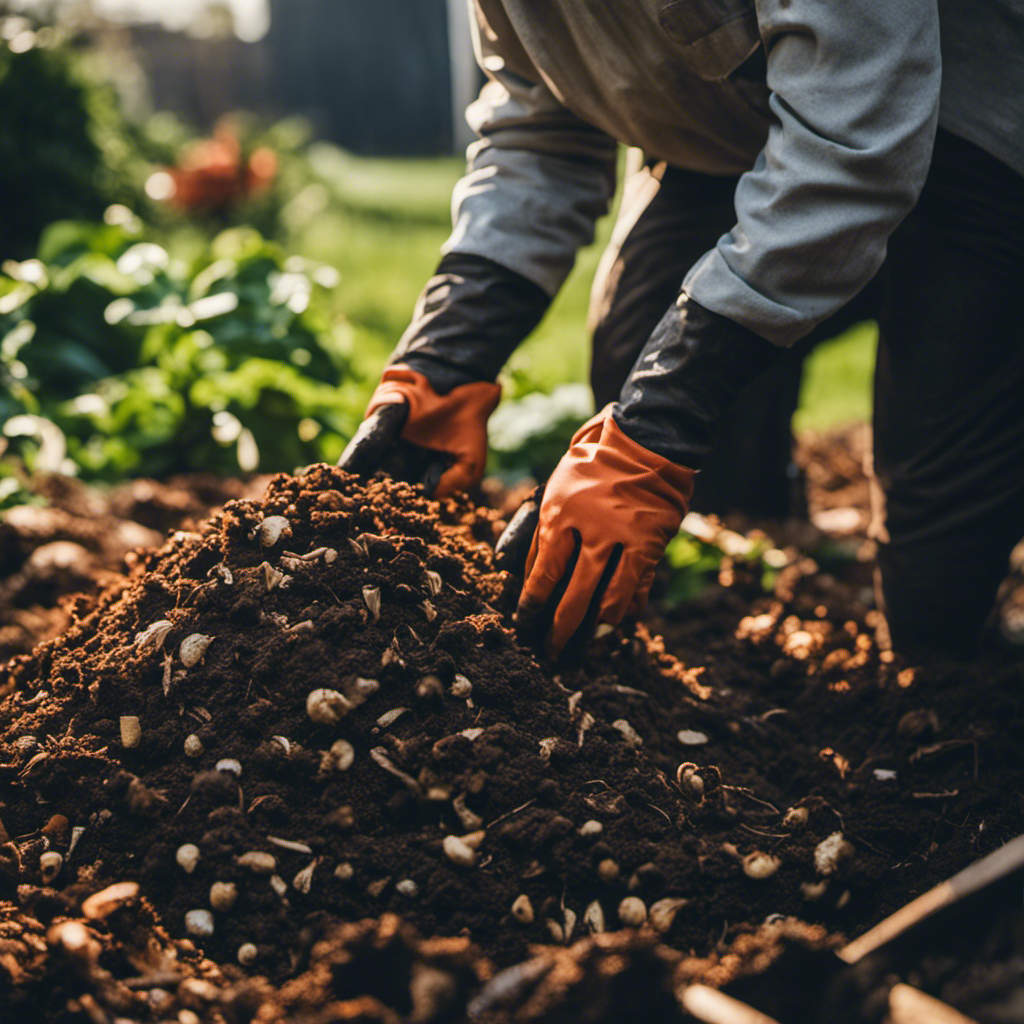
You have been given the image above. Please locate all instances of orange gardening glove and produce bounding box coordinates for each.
[338,365,501,497]
[506,406,695,659]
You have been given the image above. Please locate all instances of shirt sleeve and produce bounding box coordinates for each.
[683,0,942,347]
[442,1,619,297]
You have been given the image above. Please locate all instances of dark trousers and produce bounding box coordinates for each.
[589,129,1024,658]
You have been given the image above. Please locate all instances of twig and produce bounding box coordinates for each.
[721,786,780,815]
[739,823,788,840]
[487,799,537,830]
[645,802,673,826]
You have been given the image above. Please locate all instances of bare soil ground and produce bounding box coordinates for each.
[1,428,1022,1022]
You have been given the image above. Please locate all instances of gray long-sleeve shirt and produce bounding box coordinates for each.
[443,0,1021,347]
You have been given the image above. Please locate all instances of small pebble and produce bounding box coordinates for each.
[782,806,809,829]
[649,898,688,935]
[184,734,204,758]
[237,943,258,966]
[307,688,352,725]
[39,851,63,884]
[237,851,276,874]
[176,844,200,874]
[873,768,898,782]
[597,859,620,883]
[185,909,214,937]
[450,674,472,698]
[618,897,647,927]
[443,835,476,868]
[329,739,355,771]
[743,852,781,880]
[270,875,288,897]
[579,820,604,838]
[334,862,354,881]
[802,880,828,901]
[511,894,534,924]
[676,763,705,798]
[352,677,380,700]
[814,832,855,876]
[179,634,214,668]
[216,758,242,776]
[611,719,643,747]
[677,729,709,746]
[396,879,419,898]
[256,515,291,547]
[209,882,237,912]
[367,877,391,898]
[119,716,142,749]
[417,674,443,700]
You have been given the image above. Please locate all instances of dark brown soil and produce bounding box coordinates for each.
[2,465,1023,979]
[0,474,267,663]
[2,440,1024,1022]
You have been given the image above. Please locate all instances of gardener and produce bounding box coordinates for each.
[340,0,1024,662]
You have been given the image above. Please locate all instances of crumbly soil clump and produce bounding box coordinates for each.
[1,465,1023,1016]
[0,474,266,663]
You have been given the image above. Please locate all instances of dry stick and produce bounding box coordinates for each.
[645,802,673,826]
[486,799,537,831]
[722,786,780,815]
[739,823,789,840]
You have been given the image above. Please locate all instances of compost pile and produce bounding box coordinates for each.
[2,464,1024,1021]
[0,474,266,663]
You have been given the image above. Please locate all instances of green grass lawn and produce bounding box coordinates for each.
[290,150,876,431]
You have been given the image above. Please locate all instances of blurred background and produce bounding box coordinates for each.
[0,0,875,498]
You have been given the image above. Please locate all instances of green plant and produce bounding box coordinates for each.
[0,218,361,480]
[487,382,593,481]
[662,519,788,605]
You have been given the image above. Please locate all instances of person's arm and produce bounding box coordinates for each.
[339,1,616,495]
[507,0,943,657]
[684,0,942,347]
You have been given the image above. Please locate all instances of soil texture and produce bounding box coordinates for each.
[1,444,1023,1022]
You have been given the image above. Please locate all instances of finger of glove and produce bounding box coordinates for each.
[559,542,624,664]
[337,401,408,475]
[433,459,480,498]
[543,541,624,660]
[625,564,658,619]
[515,527,582,651]
[494,487,544,577]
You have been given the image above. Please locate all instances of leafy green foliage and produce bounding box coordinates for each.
[0,219,360,480]
[662,521,785,605]
[487,383,593,481]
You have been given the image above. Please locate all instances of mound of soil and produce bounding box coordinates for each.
[1,465,1023,1019]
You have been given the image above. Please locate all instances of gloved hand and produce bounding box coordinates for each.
[338,366,500,497]
[500,406,695,659]
[497,294,785,659]
[338,252,549,497]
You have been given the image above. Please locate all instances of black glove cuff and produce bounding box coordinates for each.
[393,252,551,395]
[612,294,785,469]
